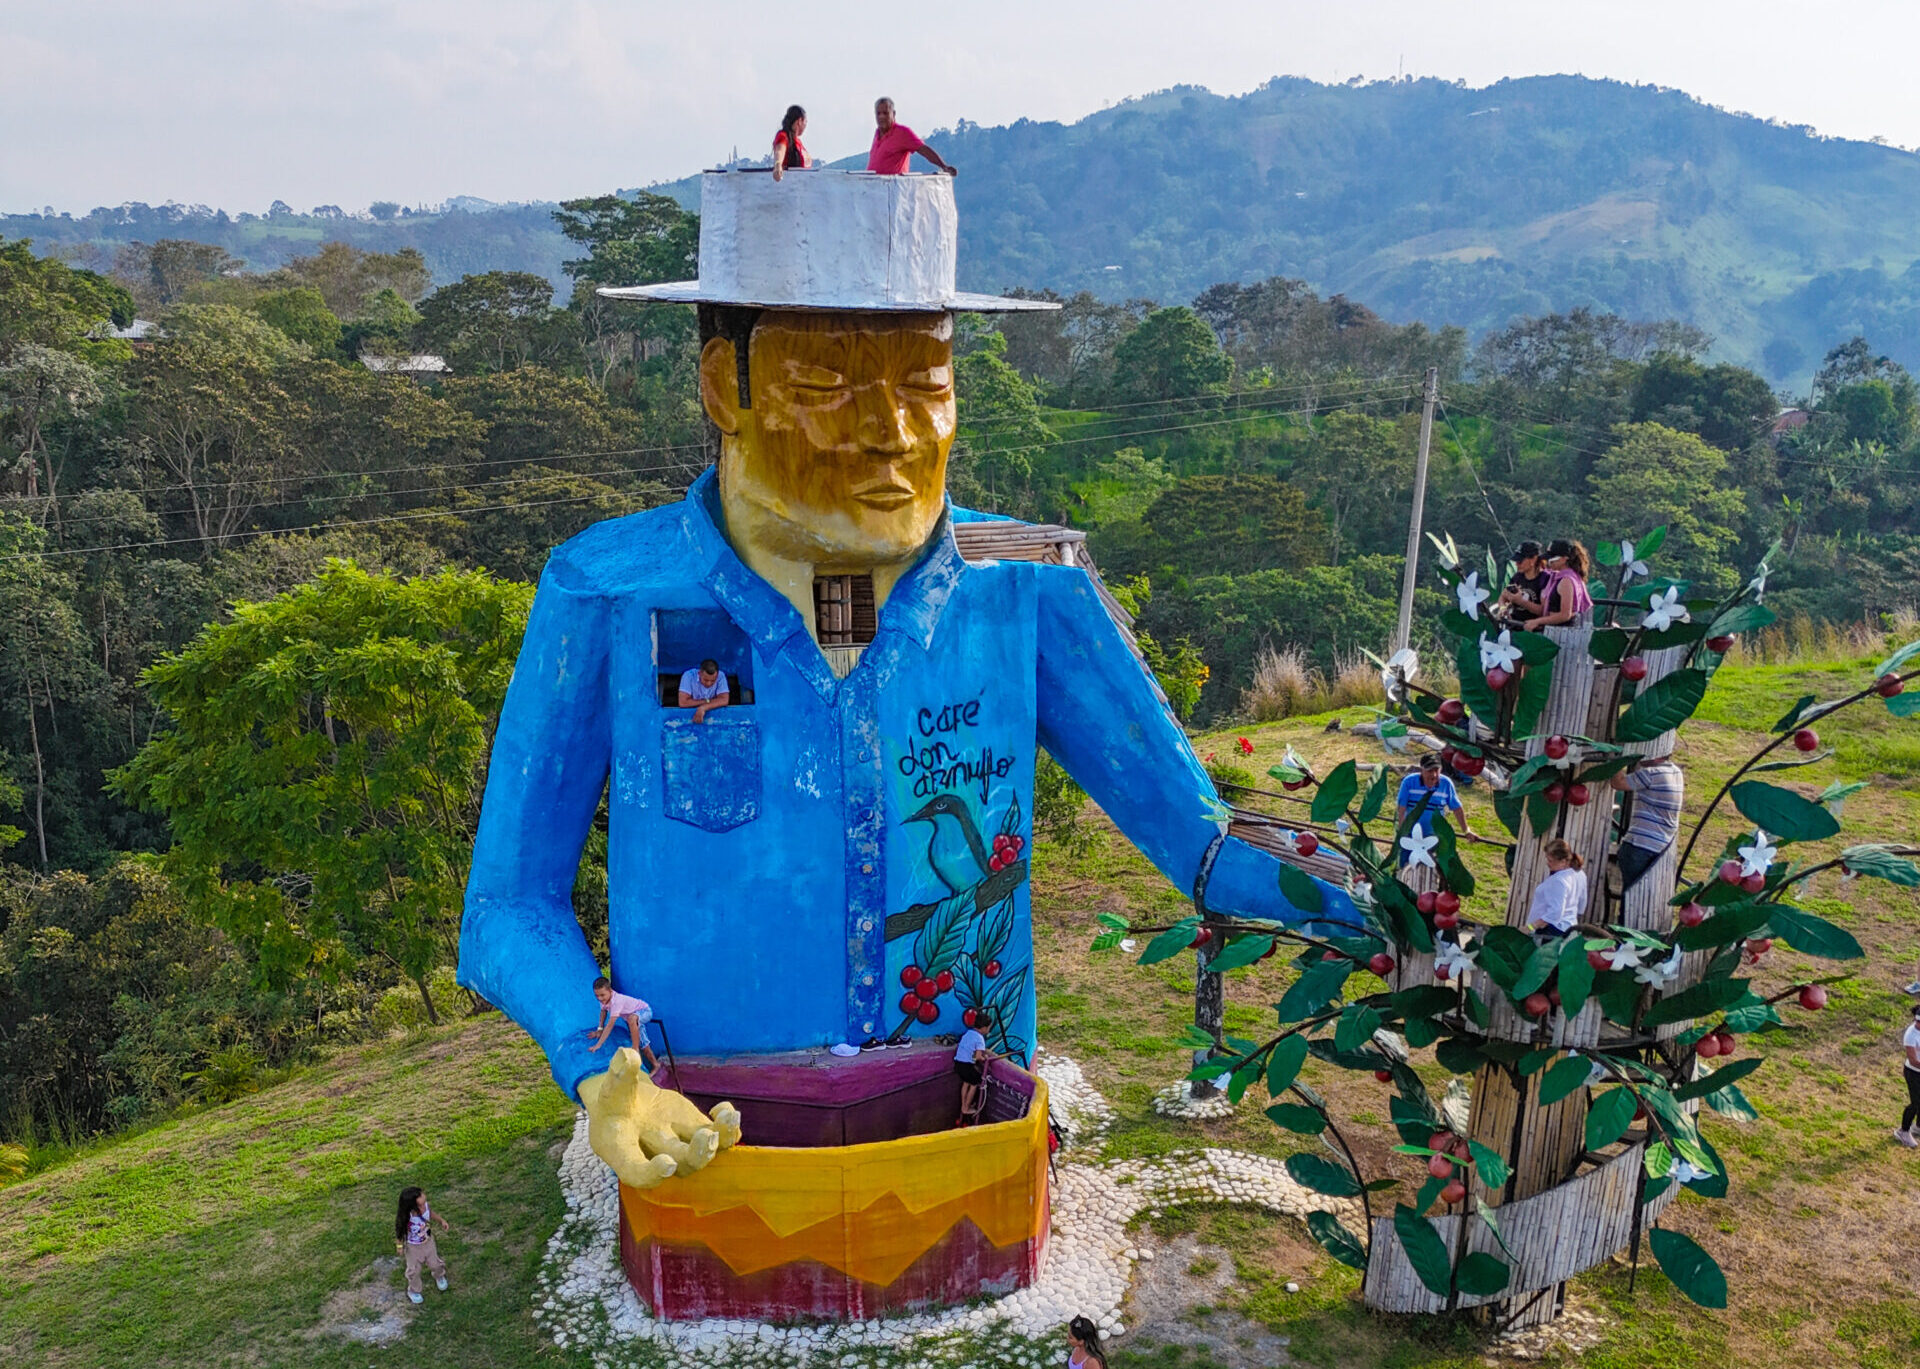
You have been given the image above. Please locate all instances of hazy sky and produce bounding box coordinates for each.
[6,1,1919,214]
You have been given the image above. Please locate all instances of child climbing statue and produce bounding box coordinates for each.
[589,975,661,1072]
[394,1186,451,1305]
[954,1009,1001,1126]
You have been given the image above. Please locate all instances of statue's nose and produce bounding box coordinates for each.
[854,384,911,455]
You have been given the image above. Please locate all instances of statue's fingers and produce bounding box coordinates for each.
[600,1133,678,1190]
[709,1101,743,1148]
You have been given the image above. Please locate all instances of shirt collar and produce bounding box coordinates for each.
[683,468,968,694]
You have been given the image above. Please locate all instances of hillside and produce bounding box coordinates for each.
[13,75,1920,384]
[4,655,1918,1369]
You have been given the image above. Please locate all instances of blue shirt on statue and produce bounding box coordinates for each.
[457,469,1353,1101]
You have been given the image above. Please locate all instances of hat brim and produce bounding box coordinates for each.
[595,282,1061,313]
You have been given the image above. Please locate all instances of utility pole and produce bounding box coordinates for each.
[1394,367,1439,653]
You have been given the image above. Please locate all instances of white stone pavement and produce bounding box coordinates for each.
[531,1049,1349,1369]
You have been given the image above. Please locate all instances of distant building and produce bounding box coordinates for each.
[1770,407,1811,438]
[89,319,163,348]
[361,353,450,380]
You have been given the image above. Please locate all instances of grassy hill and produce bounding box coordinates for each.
[13,76,1920,385]
[4,652,1919,1368]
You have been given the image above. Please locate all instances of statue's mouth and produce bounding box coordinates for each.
[849,478,917,510]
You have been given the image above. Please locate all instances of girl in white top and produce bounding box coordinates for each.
[1525,839,1588,935]
[1065,1315,1109,1368]
[1895,1002,1920,1147]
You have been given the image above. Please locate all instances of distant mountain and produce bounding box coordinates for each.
[13,74,1920,383]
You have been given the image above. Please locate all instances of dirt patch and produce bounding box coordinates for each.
[306,1255,413,1346]
[1123,1234,1295,1368]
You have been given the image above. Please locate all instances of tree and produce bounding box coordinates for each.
[115,239,244,309]
[1474,309,1706,425]
[113,562,533,1021]
[952,332,1055,509]
[0,237,135,356]
[1135,474,1329,578]
[1289,410,1417,563]
[1585,423,1747,591]
[253,287,341,356]
[1630,352,1778,452]
[272,243,431,317]
[339,287,422,360]
[1109,306,1233,403]
[416,271,559,373]
[993,289,1149,404]
[553,192,699,291]
[440,365,633,468]
[0,343,104,502]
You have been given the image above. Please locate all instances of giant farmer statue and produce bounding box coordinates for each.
[458,169,1349,1319]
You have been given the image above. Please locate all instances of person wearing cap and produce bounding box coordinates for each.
[459,169,1352,1185]
[1496,541,1549,627]
[1396,753,1477,863]
[868,97,956,176]
[1527,539,1594,631]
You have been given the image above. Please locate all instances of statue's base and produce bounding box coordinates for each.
[619,1041,1050,1321]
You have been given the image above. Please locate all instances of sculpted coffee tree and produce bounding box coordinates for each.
[1097,528,1920,1325]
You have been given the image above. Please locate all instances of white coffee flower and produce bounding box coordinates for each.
[1435,940,1477,977]
[1456,572,1490,621]
[1605,943,1646,973]
[1399,831,1439,871]
[1619,538,1650,582]
[1479,629,1523,675]
[1634,946,1684,988]
[1642,586,1688,633]
[1737,829,1777,878]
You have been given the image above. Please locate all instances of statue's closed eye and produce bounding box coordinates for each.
[788,365,848,392]
[902,367,952,394]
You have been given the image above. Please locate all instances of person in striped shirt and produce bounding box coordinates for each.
[1609,752,1683,892]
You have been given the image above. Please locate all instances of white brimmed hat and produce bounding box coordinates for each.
[597,169,1057,314]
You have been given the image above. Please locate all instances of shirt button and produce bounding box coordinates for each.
[862,863,873,874]
[860,919,873,932]
[861,974,873,986]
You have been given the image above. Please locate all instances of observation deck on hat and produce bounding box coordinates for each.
[598,168,1059,314]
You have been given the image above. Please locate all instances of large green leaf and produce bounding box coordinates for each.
[1476,925,1535,990]
[1391,985,1459,1020]
[1887,691,1920,719]
[1729,781,1841,843]
[1674,1056,1763,1103]
[1455,1251,1512,1297]
[1456,639,1501,722]
[1511,657,1555,737]
[1538,1053,1596,1106]
[1765,905,1863,960]
[1266,1032,1311,1096]
[1642,975,1756,1029]
[1770,693,1819,734]
[1704,1080,1759,1121]
[1616,668,1708,743]
[1513,940,1562,999]
[1311,760,1360,823]
[1393,1206,1454,1297]
[1676,902,1772,951]
[1556,935,1596,1018]
[1841,844,1920,886]
[1585,1086,1639,1150]
[1334,1004,1384,1053]
[1277,861,1326,916]
[1306,1210,1368,1271]
[1266,1102,1329,1134]
[1434,1035,1487,1075]
[1707,603,1776,638]
[1649,1228,1728,1309]
[1357,764,1391,826]
[1287,1152,1362,1198]
[1275,956,1353,1022]
[1139,918,1200,966]
[1431,821,1476,899]
[1209,934,1279,973]
[1467,1138,1511,1190]
[1874,638,1920,679]
[1509,630,1560,666]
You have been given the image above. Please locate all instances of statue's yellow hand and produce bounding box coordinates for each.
[578,1049,679,1190]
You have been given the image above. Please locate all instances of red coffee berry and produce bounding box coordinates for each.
[1189,926,1214,949]
[1799,984,1828,1011]
[1677,903,1707,927]
[1793,728,1819,752]
[1296,832,1320,857]
[1544,735,1569,760]
[1707,634,1735,652]
[1747,937,1772,957]
[1437,699,1465,725]
[900,965,923,987]
[916,978,940,1001]
[1545,781,1566,804]
[1740,872,1765,894]
[1428,1154,1455,1179]
[1522,991,1551,1017]
[916,1000,940,1024]
[962,1007,978,1028]
[900,992,920,1014]
[1878,674,1904,698]
[1369,952,1396,977]
[936,970,954,993]
[1434,910,1460,931]
[1440,1180,1468,1206]
[1588,948,1613,971]
[1486,666,1512,690]
[1695,1032,1720,1058]
[1621,655,1648,681]
[1416,891,1438,915]
[1568,782,1590,806]
[984,959,1002,977]
[1718,859,1744,885]
[1435,891,1461,916]
[1428,1131,1455,1152]
[1374,1068,1393,1082]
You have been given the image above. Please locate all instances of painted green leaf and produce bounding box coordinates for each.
[1096,912,1130,931]
[1616,668,1708,743]
[1391,985,1459,1020]
[1764,905,1862,960]
[1729,781,1841,843]
[1265,1032,1311,1096]
[1334,1004,1384,1054]
[1538,1054,1596,1106]
[1275,956,1352,1022]
[1770,693,1819,734]
[1476,925,1535,990]
[1649,1228,1728,1308]
[1873,638,1920,679]
[1595,539,1622,567]
[1476,1199,1517,1261]
[1704,1080,1759,1121]
[1311,760,1360,823]
[1179,1024,1217,1049]
[1441,608,1484,640]
[1707,603,1776,638]
[1277,861,1326,916]
[1585,1086,1639,1150]
[1393,1206,1454,1296]
[1306,1211,1368,1271]
[1511,656,1555,737]
[1430,821,1476,899]
[1209,934,1279,973]
[1840,844,1920,886]
[1455,1251,1512,1297]
[1227,1060,1261,1104]
[1091,929,1126,951]
[1188,1058,1236,1081]
[1680,1132,1730,1199]
[1266,1102,1328,1134]
[1642,975,1755,1029]
[1140,918,1200,965]
[1513,941,1561,999]
[1556,935,1595,1018]
[1357,764,1391,826]
[1676,902,1772,951]
[1509,630,1560,666]
[1467,1138,1511,1190]
[1887,691,1920,718]
[1719,998,1781,1033]
[1457,639,1500,721]
[1435,1035,1487,1075]
[1286,1152,1363,1198]
[1589,627,1629,664]
[1636,524,1669,557]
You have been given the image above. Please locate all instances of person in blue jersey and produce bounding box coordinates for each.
[1395,753,1478,864]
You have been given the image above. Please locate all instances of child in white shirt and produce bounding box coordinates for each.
[589,975,661,1071]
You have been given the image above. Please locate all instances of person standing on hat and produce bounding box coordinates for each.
[868,97,957,176]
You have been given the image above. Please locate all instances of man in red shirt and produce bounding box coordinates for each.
[867,97,958,177]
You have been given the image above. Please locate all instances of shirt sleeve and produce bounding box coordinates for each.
[1442,778,1462,811]
[1035,566,1356,932]
[457,562,612,1101]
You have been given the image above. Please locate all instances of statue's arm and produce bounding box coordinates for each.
[1034,567,1354,928]
[457,567,611,1100]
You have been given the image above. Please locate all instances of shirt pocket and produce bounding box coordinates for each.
[662,714,762,832]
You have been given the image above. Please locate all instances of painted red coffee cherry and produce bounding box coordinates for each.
[901,965,923,987]
[1374,1069,1393,1082]
[1718,859,1744,885]
[1522,991,1551,1017]
[962,1007,979,1028]
[1428,1154,1455,1179]
[1434,910,1460,931]
[936,970,954,993]
[1878,674,1905,698]
[1794,728,1819,752]
[1486,666,1512,690]
[1544,781,1566,804]
[1621,655,1648,681]
[1428,1130,1455,1152]
[1435,963,1453,981]
[1296,832,1320,857]
[1456,753,1486,778]
[1707,634,1735,652]
[1416,891,1438,915]
[1435,891,1461,916]
[900,992,921,1014]
[1746,937,1772,957]
[1548,988,1562,1008]
[1799,984,1828,1011]
[1588,948,1614,971]
[1568,783,1590,806]
[1713,1030,1736,1057]
[1544,735,1569,761]
[1677,903,1707,928]
[1439,747,1457,770]
[1282,777,1309,791]
[984,960,1002,978]
[1695,1031,1720,1058]
[1437,699,1465,725]
[916,1000,940,1024]
[916,978,940,1001]
[1440,1180,1468,1206]
[1740,872,1765,894]
[1369,952,1396,977]
[1189,926,1214,949]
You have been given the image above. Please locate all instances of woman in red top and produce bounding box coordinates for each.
[771,105,809,181]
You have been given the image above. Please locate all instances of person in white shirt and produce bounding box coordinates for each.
[589,975,661,1071]
[1896,1002,1920,1147]
[677,658,731,723]
[393,1185,452,1304]
[1525,838,1588,935]
[954,1009,1001,1126]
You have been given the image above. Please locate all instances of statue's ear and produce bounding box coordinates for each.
[699,337,742,435]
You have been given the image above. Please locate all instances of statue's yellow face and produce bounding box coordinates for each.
[704,310,955,567]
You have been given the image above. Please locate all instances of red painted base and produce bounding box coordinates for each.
[620,1190,1050,1321]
